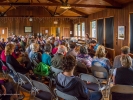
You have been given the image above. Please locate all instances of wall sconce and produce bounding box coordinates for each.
[29,18,33,22]
[54,21,58,24]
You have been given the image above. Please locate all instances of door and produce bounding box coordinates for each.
[40,27,50,37]
[63,27,70,38]
[0,27,8,40]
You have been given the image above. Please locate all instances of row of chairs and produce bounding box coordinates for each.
[2,59,133,100]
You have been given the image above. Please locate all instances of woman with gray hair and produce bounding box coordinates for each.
[51,45,67,69]
[113,55,133,85]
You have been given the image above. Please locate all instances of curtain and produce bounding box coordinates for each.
[105,17,114,49]
[130,14,133,53]
[97,19,104,45]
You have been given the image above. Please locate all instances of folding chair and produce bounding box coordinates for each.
[0,60,9,78]
[91,65,110,97]
[54,88,78,100]
[76,61,89,74]
[109,85,133,100]
[6,63,25,99]
[79,73,104,91]
[50,66,63,76]
[32,80,55,100]
[17,73,34,99]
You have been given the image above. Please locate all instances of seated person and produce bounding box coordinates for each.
[29,43,42,63]
[89,40,99,52]
[52,41,59,55]
[112,55,133,100]
[42,43,52,66]
[51,45,67,69]
[0,78,17,100]
[56,55,102,100]
[91,45,112,71]
[113,46,133,68]
[76,46,92,68]
[66,42,78,58]
[5,43,28,74]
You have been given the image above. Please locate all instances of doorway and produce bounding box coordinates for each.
[0,27,8,40]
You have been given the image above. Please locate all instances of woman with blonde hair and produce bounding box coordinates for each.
[113,55,133,85]
[112,55,133,100]
[29,43,42,63]
[91,45,112,71]
[6,43,28,74]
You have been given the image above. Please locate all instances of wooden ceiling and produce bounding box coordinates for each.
[0,0,133,18]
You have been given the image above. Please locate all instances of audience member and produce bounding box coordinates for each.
[51,45,67,69]
[29,43,42,63]
[76,46,92,68]
[113,46,133,68]
[52,41,59,55]
[91,45,112,71]
[42,43,52,66]
[56,55,102,100]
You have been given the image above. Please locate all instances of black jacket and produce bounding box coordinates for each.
[6,55,28,74]
[56,76,90,100]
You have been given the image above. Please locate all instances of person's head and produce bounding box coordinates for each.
[85,33,89,39]
[89,40,97,47]
[6,37,11,42]
[120,55,132,68]
[44,43,52,53]
[69,43,76,50]
[30,43,39,52]
[57,45,67,55]
[54,41,59,47]
[5,43,15,55]
[121,46,130,55]
[62,55,76,72]
[1,38,4,42]
[80,46,88,54]
[95,45,106,58]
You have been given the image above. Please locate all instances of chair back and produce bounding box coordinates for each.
[76,61,89,73]
[32,80,51,93]
[54,88,78,100]
[91,65,108,79]
[109,85,133,100]
[51,66,63,76]
[17,73,33,86]
[6,63,17,76]
[79,73,99,84]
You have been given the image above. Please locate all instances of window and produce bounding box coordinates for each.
[91,21,97,38]
[74,24,77,36]
[78,24,81,36]
[82,22,85,37]
[105,17,114,49]
[130,13,133,53]
[97,19,104,45]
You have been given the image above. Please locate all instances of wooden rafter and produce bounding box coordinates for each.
[74,0,82,4]
[0,3,122,8]
[0,16,87,18]
[1,0,18,16]
[37,0,53,16]
[60,9,68,15]
[103,0,122,7]
[54,6,58,15]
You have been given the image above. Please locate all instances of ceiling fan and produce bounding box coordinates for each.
[60,0,71,9]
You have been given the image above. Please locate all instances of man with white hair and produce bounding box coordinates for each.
[51,45,67,69]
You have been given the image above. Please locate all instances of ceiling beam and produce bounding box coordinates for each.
[74,0,82,4]
[69,8,88,16]
[54,6,58,15]
[0,3,122,8]
[0,16,87,18]
[103,0,123,7]
[1,0,18,16]
[60,9,68,15]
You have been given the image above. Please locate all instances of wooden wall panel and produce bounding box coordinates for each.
[87,2,133,56]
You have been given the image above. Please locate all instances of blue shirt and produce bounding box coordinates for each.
[42,53,51,66]
[94,44,99,51]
